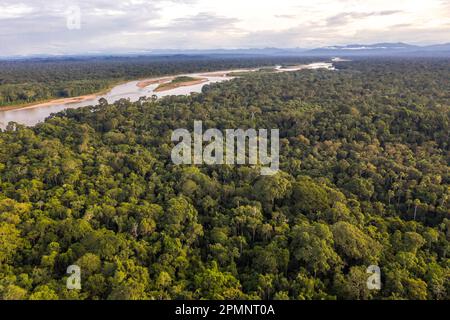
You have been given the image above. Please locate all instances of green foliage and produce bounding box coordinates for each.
[331,221,382,264]
[0,58,448,300]
[0,56,320,106]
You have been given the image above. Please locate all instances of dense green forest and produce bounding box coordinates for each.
[0,55,318,107]
[0,58,449,300]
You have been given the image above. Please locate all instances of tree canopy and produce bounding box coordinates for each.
[0,57,449,300]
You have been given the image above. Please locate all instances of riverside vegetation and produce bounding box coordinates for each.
[0,56,320,107]
[0,57,448,300]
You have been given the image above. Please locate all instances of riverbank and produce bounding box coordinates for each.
[154,77,209,92]
[136,77,174,88]
[0,80,126,111]
[0,61,335,114]
[2,72,221,112]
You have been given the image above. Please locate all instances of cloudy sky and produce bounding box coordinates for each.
[0,0,449,56]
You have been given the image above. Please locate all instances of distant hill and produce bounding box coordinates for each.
[1,43,449,60]
[138,43,450,57]
[304,42,450,57]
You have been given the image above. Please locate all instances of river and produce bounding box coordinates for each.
[0,62,335,129]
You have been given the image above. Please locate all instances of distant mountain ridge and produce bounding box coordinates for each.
[1,42,450,60]
[306,42,450,56]
[145,43,450,57]
[324,42,417,50]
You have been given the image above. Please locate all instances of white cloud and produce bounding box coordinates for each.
[0,0,448,56]
[0,3,33,19]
